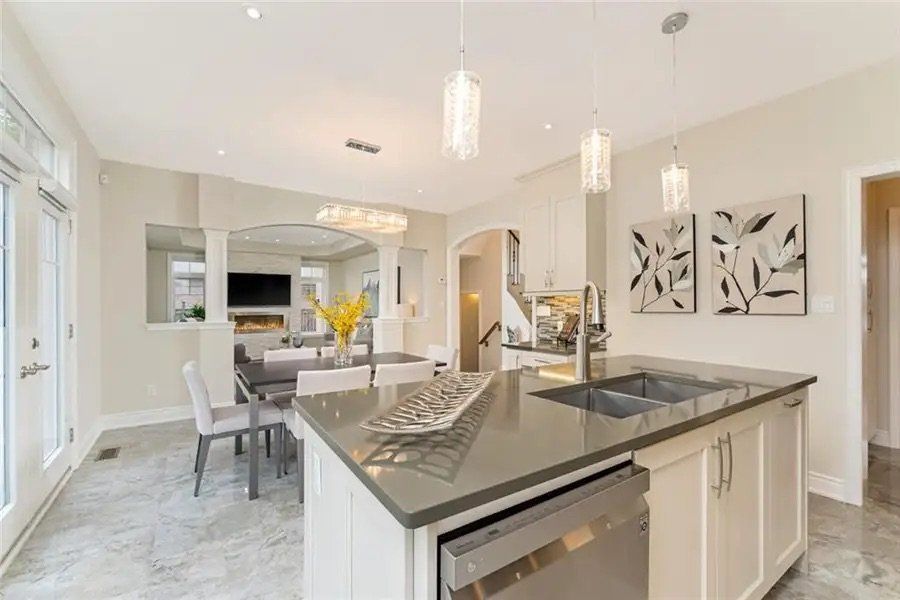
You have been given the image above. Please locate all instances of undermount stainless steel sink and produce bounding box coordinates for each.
[532,374,729,419]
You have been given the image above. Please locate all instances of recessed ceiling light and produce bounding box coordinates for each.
[244,4,262,20]
[244,236,250,240]
[322,234,328,238]
[217,149,226,156]
[274,239,280,243]
[543,123,553,130]
[311,240,316,244]
[417,189,424,194]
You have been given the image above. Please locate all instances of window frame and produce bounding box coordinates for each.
[167,252,206,322]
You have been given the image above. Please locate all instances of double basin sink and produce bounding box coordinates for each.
[532,373,729,419]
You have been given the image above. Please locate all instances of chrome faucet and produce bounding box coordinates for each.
[575,281,611,381]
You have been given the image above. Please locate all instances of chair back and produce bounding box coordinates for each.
[426,344,459,371]
[296,365,372,396]
[264,347,317,362]
[373,360,436,387]
[182,361,214,435]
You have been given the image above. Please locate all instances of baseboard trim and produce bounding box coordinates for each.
[871,429,896,449]
[0,467,72,579]
[809,471,846,502]
[75,420,104,467]
[99,401,231,432]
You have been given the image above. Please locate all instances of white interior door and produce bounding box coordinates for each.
[0,180,73,562]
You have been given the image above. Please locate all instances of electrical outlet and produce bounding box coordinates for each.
[147,384,157,397]
[811,295,835,314]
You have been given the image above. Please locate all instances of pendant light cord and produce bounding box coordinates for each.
[459,0,465,71]
[591,0,598,128]
[671,29,678,163]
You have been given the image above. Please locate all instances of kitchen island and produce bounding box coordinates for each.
[294,355,815,599]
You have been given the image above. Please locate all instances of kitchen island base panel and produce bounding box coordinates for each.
[302,422,632,600]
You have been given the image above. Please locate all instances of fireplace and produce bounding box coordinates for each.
[231,313,285,334]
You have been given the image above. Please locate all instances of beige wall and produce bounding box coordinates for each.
[100,162,200,414]
[605,58,900,497]
[2,3,104,456]
[459,231,503,371]
[864,177,900,439]
[447,58,900,499]
[99,160,447,415]
[146,249,168,323]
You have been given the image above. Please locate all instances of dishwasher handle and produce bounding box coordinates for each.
[440,464,649,591]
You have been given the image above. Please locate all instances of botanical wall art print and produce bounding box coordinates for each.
[362,269,380,317]
[630,214,696,313]
[711,194,806,315]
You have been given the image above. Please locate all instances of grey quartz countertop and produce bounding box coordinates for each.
[501,342,602,356]
[293,354,816,529]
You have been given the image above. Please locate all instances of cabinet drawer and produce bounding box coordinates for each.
[520,352,568,368]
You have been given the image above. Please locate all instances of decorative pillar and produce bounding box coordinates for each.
[204,228,229,323]
[373,245,403,352]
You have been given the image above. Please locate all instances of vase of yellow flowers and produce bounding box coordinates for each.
[308,292,369,367]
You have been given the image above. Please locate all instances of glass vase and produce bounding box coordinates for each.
[334,332,353,367]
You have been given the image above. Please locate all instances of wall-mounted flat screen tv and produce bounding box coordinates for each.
[227,273,291,306]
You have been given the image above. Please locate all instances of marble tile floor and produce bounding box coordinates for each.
[0,419,303,600]
[3,424,900,599]
[766,443,900,599]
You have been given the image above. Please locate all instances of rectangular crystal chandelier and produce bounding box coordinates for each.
[315,203,408,234]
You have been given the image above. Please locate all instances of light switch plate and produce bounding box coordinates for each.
[811,295,835,314]
[312,451,322,495]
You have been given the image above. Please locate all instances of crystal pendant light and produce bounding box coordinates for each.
[315,203,408,234]
[442,0,481,160]
[661,12,690,214]
[580,0,611,194]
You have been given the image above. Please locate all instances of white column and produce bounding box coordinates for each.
[373,245,403,352]
[377,245,399,317]
[204,228,229,323]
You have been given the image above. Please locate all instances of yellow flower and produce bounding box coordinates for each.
[307,292,370,338]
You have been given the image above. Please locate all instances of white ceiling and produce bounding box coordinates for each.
[11,1,900,214]
[228,224,374,260]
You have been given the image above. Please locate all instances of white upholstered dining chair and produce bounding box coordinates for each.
[182,361,283,497]
[277,364,372,501]
[372,360,436,387]
[263,347,318,362]
[425,344,458,372]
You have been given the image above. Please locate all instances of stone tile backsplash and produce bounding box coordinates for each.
[535,291,607,349]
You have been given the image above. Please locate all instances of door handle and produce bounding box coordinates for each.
[783,397,803,408]
[19,363,51,378]
[722,432,733,492]
[710,438,724,499]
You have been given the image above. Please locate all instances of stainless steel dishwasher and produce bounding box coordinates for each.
[439,463,649,599]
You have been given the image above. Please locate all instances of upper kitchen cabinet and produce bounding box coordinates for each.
[522,193,605,293]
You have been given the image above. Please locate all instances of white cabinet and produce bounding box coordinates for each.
[501,348,603,371]
[523,200,553,292]
[523,195,587,293]
[715,408,766,600]
[632,425,718,599]
[634,390,808,600]
[766,394,807,579]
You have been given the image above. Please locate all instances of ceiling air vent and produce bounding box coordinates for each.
[345,138,381,155]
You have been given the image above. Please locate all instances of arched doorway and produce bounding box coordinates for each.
[446,223,529,371]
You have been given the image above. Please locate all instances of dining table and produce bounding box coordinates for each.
[234,351,446,500]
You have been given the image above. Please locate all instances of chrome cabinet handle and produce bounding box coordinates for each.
[722,432,733,492]
[784,397,803,408]
[711,438,724,499]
